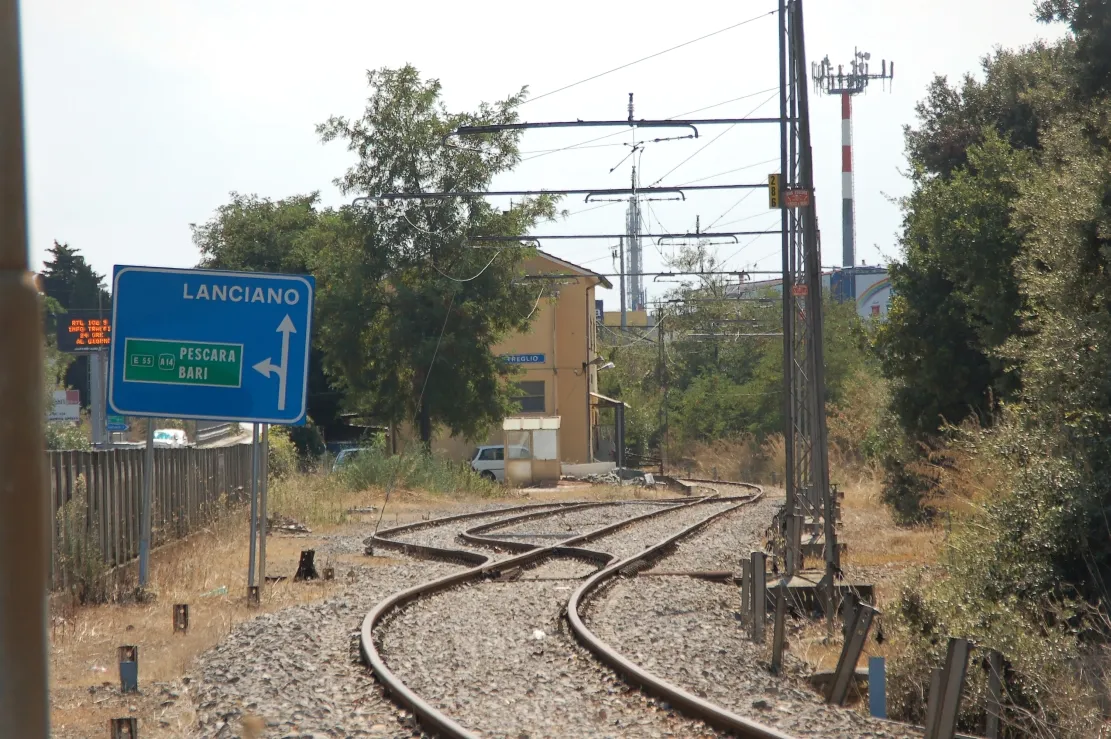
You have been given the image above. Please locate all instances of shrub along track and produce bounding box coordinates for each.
[360,488,799,738]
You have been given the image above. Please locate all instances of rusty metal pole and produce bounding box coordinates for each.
[0,0,51,735]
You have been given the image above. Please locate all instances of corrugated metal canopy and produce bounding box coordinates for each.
[590,392,629,408]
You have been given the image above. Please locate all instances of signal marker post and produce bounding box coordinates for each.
[109,266,314,591]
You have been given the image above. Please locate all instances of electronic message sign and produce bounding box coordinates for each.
[56,310,112,353]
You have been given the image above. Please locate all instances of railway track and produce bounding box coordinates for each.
[359,488,801,738]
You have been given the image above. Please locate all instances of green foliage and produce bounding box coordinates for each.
[55,475,108,604]
[597,242,879,458]
[313,65,558,445]
[339,438,497,497]
[42,339,90,451]
[192,193,348,436]
[39,240,111,322]
[876,131,1032,436]
[267,426,301,480]
[888,567,1100,736]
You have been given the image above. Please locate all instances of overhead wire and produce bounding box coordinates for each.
[521,10,776,106]
[706,189,757,231]
[517,85,782,165]
[649,89,780,186]
[430,251,501,282]
[718,218,782,266]
[676,157,780,186]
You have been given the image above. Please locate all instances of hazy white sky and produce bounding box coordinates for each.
[21,1,1065,307]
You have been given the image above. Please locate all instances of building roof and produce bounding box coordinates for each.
[534,250,613,289]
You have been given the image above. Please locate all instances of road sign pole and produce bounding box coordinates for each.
[0,0,51,731]
[139,421,154,587]
[247,423,260,591]
[259,424,269,591]
[89,349,107,447]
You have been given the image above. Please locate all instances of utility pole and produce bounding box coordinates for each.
[0,0,51,734]
[778,0,839,617]
[625,92,645,315]
[618,237,627,329]
[813,48,894,292]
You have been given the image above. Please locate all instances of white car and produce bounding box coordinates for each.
[470,444,530,482]
[152,429,188,448]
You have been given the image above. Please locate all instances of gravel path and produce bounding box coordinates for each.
[191,555,462,738]
[583,500,741,561]
[380,579,722,738]
[481,501,672,540]
[590,578,919,738]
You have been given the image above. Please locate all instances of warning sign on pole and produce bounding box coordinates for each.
[785,189,811,208]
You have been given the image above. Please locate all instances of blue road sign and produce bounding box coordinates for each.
[107,414,128,432]
[502,353,546,364]
[109,266,314,425]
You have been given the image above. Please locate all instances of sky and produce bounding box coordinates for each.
[20,0,1067,310]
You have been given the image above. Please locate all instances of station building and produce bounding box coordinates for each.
[401,251,614,465]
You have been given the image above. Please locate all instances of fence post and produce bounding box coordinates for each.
[868,656,886,719]
[985,650,1003,739]
[751,551,766,643]
[827,602,876,705]
[770,579,788,674]
[740,558,752,628]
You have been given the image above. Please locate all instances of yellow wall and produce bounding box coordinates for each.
[603,309,651,327]
[398,253,603,464]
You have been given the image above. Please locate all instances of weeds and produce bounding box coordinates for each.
[339,445,498,497]
[54,474,109,604]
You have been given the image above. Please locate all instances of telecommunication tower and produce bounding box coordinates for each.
[812,50,893,271]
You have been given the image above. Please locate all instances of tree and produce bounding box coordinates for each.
[192,193,349,442]
[40,241,112,412]
[314,65,558,445]
[876,131,1032,435]
[40,241,111,319]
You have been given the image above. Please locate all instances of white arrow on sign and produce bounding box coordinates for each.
[252,315,296,411]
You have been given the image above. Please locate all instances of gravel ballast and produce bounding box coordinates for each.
[380,579,723,738]
[582,500,742,561]
[646,493,782,572]
[481,501,674,540]
[589,577,919,738]
[381,503,565,557]
[191,557,462,738]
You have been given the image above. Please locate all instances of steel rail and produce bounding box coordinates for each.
[459,498,687,552]
[365,500,588,562]
[566,486,799,739]
[359,495,749,738]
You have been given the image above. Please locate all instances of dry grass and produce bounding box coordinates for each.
[47,473,674,737]
[788,466,942,676]
[47,509,381,736]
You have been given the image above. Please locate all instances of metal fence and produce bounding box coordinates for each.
[47,445,252,590]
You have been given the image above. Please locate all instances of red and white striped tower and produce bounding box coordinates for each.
[841,92,854,268]
[813,50,893,272]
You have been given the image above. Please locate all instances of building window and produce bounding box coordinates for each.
[513,381,546,413]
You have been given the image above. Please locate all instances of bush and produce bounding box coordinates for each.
[340,443,497,497]
[45,420,91,451]
[267,427,301,480]
[288,417,326,460]
[55,474,108,603]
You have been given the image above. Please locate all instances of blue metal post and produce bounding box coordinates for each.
[869,655,887,718]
